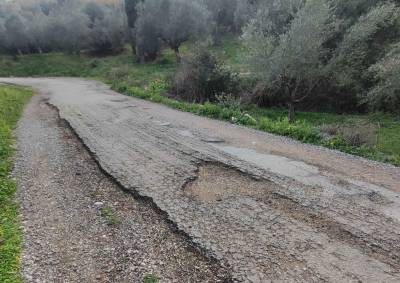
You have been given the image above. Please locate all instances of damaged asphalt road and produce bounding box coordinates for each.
[3,78,400,282]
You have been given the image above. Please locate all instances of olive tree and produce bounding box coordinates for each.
[135,0,165,62]
[135,0,211,63]
[3,14,30,54]
[160,0,210,62]
[333,0,384,22]
[124,0,142,53]
[84,2,104,28]
[46,4,91,53]
[26,10,50,53]
[0,20,6,53]
[244,0,334,122]
[366,43,400,113]
[234,0,258,32]
[333,2,400,94]
[87,5,127,54]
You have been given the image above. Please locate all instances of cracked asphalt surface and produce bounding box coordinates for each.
[11,92,230,282]
[2,78,400,282]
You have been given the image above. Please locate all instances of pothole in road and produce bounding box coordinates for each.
[184,164,277,203]
[183,164,400,269]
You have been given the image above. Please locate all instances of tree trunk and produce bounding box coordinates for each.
[173,46,181,63]
[130,42,136,55]
[288,102,295,123]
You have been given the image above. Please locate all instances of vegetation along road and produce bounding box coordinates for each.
[1,78,399,282]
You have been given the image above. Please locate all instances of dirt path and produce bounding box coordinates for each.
[12,94,230,282]
[3,78,400,282]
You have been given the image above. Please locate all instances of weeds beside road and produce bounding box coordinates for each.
[0,85,33,283]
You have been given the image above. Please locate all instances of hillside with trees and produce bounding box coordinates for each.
[0,0,399,166]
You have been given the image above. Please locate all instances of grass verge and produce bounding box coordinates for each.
[0,85,33,283]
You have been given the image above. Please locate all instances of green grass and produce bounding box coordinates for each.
[100,207,121,226]
[0,50,176,88]
[143,274,160,283]
[0,85,33,283]
[0,40,399,167]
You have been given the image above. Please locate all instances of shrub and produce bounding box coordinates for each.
[106,66,131,82]
[319,123,378,147]
[174,49,239,103]
[258,117,321,143]
[216,93,241,110]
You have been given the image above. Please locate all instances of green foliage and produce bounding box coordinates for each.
[0,1,127,55]
[0,52,176,87]
[242,0,400,115]
[174,49,239,103]
[335,2,400,92]
[143,274,159,283]
[135,0,211,62]
[100,208,121,226]
[125,0,142,28]
[0,85,33,283]
[85,5,127,54]
[258,118,321,143]
[366,43,400,113]
[243,0,336,120]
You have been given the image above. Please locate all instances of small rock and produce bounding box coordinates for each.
[94,202,104,207]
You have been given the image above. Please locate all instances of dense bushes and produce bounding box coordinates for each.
[242,0,400,119]
[366,43,400,114]
[174,50,239,103]
[243,0,335,122]
[236,0,400,116]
